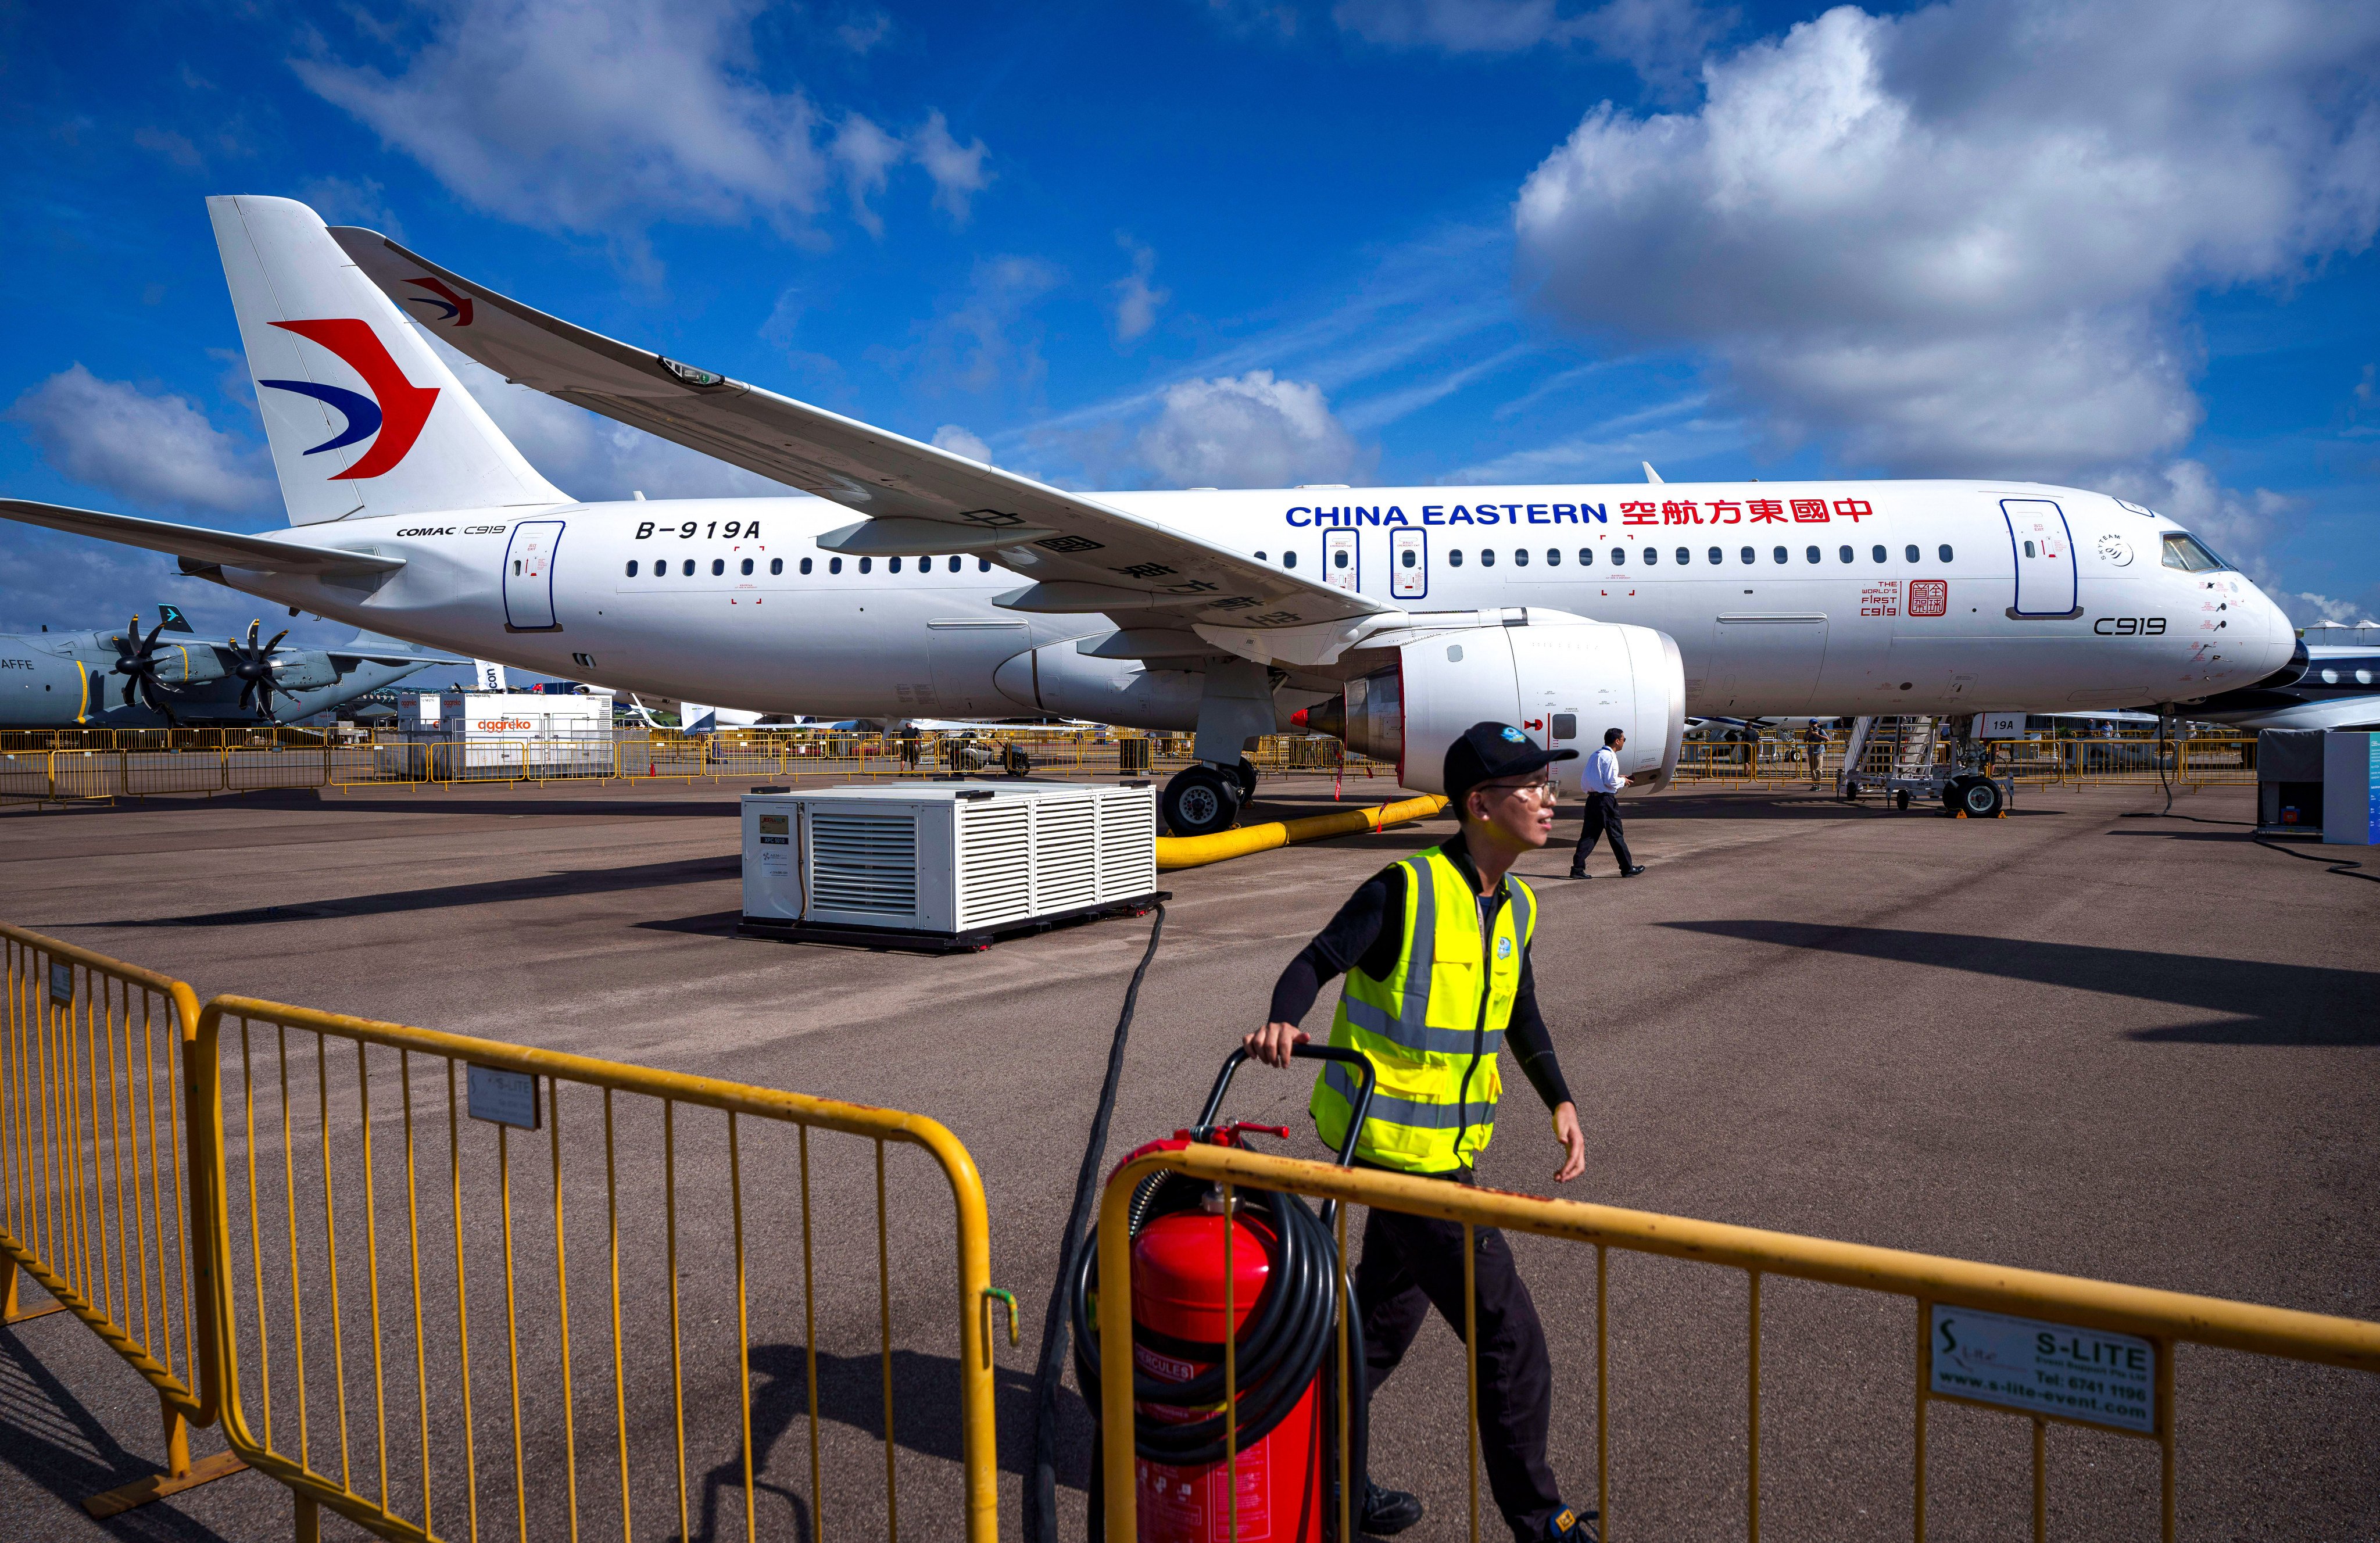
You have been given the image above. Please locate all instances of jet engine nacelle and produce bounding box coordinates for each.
[1305,614,1685,796]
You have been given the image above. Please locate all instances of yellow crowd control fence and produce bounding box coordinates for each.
[0,924,246,1514]
[1098,1141,2380,1543]
[186,997,1004,1543]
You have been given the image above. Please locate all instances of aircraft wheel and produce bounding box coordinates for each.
[1954,776,2005,819]
[1842,778,1862,801]
[1894,788,1912,811]
[1163,765,1243,837]
[1004,746,1032,778]
[1234,756,1259,799]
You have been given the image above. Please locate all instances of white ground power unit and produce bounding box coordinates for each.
[739,782,1162,950]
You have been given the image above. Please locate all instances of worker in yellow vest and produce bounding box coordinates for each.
[1244,721,1593,1543]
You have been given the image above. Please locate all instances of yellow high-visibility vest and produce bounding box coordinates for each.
[1310,844,1536,1173]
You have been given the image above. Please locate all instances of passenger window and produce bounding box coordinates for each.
[1677,547,1691,565]
[1333,549,1350,569]
[1938,544,1953,562]
[2022,540,2035,558]
[1255,551,1267,561]
[1284,551,1298,569]
[1612,548,1626,566]
[1643,547,1658,565]
[1872,545,1886,563]
[979,557,992,571]
[625,560,638,577]
[889,556,902,574]
[682,560,695,577]
[1708,546,1721,564]
[1515,548,1530,566]
[829,557,842,574]
[1450,549,1464,567]
[1740,546,1754,564]
[859,557,872,574]
[949,556,961,572]
[1546,548,1561,565]
[1805,545,1820,563]
[1482,549,1497,567]
[1401,549,1417,568]
[741,557,754,575]
[1773,546,1788,564]
[711,559,725,576]
[1839,545,1853,563]
[1579,547,1594,565]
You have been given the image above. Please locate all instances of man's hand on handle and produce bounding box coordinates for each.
[1551,1102,1586,1183]
[1243,1021,1310,1069]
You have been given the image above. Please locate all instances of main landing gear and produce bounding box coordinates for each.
[1161,757,1258,837]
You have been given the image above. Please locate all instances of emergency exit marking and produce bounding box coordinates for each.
[48,961,72,1005]
[467,1064,542,1130]
[1929,1304,2154,1433]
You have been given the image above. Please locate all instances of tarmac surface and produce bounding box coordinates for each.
[3,771,2377,1542]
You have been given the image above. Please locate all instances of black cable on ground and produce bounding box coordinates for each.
[1024,903,1165,1543]
[2253,836,2380,884]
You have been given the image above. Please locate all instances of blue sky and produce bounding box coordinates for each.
[2,0,2375,653]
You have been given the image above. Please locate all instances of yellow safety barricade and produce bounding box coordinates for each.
[1098,1142,2380,1543]
[188,997,1004,1543]
[0,924,245,1513]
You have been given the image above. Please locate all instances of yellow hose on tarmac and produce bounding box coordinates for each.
[1155,793,1451,871]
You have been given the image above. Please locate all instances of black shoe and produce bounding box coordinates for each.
[1543,1502,1601,1541]
[1565,869,1590,880]
[1620,865,1647,877]
[1362,1480,1424,1536]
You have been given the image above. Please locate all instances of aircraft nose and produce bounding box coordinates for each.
[2238,578,2297,675]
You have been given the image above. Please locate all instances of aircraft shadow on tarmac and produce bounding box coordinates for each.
[679,1343,1076,1543]
[102,855,741,929]
[1663,921,2380,1046]
[0,1326,237,1543]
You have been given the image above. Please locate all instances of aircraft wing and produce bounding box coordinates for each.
[0,500,406,577]
[330,227,1385,647]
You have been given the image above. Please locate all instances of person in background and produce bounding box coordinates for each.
[1568,727,1645,879]
[1244,722,1596,1543]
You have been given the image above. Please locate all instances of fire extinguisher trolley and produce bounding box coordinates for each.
[1073,1044,1379,1543]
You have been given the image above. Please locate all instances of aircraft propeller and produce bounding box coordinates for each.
[108,616,182,724]
[226,619,295,721]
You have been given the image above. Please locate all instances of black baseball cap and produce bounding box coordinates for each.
[1443,722,1579,811]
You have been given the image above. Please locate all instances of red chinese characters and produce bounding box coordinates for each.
[1620,500,1660,525]
[1708,500,1743,524]
[1662,500,1700,525]
[1908,579,1948,617]
[1832,498,1873,521]
[1748,499,1785,524]
[1790,498,1829,523]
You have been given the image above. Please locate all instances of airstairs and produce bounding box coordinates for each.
[1837,714,2013,817]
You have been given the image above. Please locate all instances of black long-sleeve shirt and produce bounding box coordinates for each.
[1268,831,1574,1112]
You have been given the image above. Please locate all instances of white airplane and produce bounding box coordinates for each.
[0,196,2300,833]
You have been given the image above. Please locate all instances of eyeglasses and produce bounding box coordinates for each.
[1474,776,1559,803]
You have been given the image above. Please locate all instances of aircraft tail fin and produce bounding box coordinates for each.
[207,195,568,525]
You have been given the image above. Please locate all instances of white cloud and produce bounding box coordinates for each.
[912,110,991,224]
[133,126,202,168]
[1135,371,1366,488]
[6,365,274,513]
[912,256,1062,396]
[424,334,786,500]
[1513,0,2380,479]
[1336,0,1730,90]
[837,10,891,53]
[295,174,404,238]
[932,424,993,464]
[293,0,989,240]
[1111,238,1167,344]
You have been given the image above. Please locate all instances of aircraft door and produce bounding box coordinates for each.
[503,520,566,631]
[2001,499,2078,618]
[1390,528,1427,599]
[1323,527,1360,593]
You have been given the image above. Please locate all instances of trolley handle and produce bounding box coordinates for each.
[1198,1044,1378,1170]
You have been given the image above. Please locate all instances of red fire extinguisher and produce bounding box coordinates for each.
[1073,1046,1378,1543]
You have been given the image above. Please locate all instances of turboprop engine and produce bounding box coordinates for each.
[1300,613,1685,795]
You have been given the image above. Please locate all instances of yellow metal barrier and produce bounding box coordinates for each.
[1097,1141,2380,1543]
[0,924,246,1513]
[1155,794,1451,871]
[188,997,1003,1543]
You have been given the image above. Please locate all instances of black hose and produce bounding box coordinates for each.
[1023,903,1165,1543]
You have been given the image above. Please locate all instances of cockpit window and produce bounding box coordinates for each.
[2160,532,2227,572]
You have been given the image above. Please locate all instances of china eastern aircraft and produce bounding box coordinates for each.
[0,196,2300,833]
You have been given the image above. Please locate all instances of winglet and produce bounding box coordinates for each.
[1642,461,1664,484]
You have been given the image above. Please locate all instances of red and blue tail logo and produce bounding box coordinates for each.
[257,319,438,480]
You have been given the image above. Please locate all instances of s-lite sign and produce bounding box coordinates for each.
[1929,1304,2154,1433]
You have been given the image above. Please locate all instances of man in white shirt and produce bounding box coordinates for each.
[1567,727,1646,879]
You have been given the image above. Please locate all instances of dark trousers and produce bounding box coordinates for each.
[1357,1195,1563,1541]
[1570,792,1632,874]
